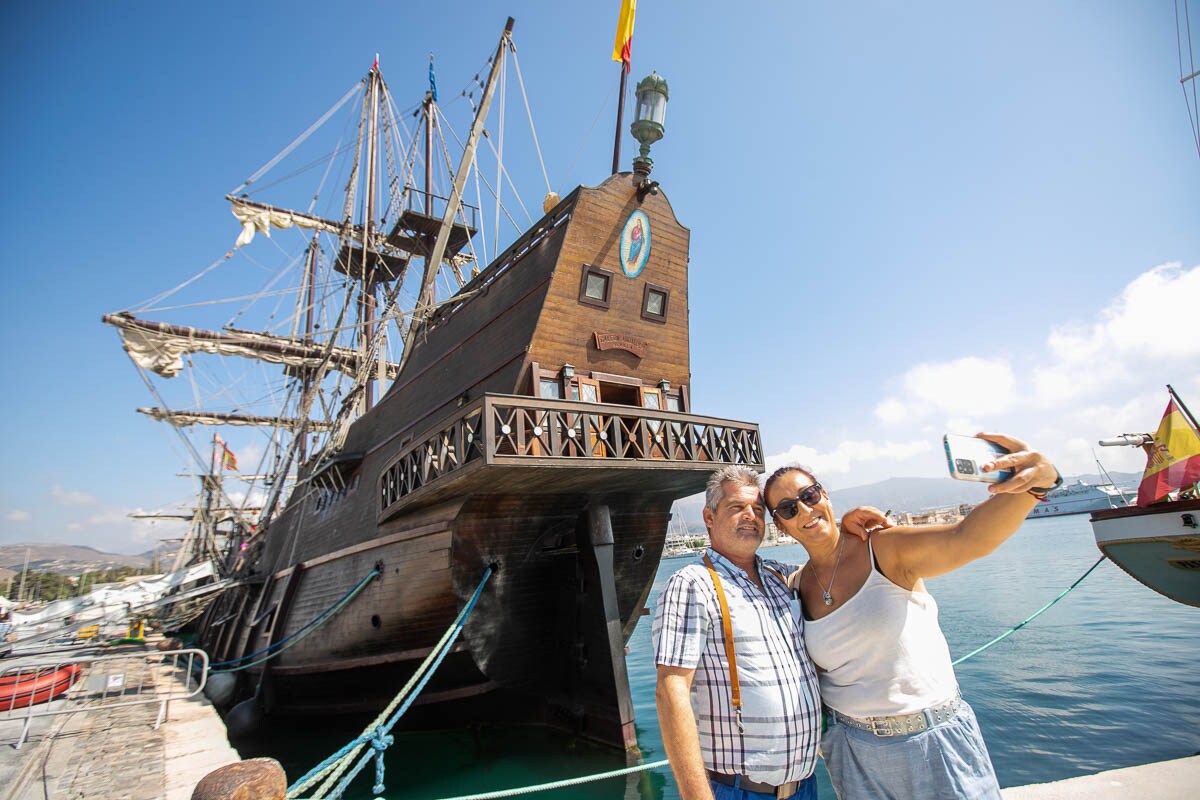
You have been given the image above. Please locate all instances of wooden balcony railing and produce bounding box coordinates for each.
[379,394,762,514]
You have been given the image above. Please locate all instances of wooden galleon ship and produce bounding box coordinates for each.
[103,19,762,750]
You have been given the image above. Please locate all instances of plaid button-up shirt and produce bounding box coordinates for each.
[652,548,822,785]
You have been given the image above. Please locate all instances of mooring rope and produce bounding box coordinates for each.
[210,568,380,672]
[952,555,1107,666]
[287,566,493,799]
[433,759,672,800]
[416,555,1110,800]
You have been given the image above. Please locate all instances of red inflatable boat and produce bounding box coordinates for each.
[0,664,81,709]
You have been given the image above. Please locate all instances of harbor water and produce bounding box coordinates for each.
[233,514,1200,798]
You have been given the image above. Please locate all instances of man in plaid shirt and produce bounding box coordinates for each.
[655,466,878,800]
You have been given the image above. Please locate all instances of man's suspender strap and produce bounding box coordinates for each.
[702,555,790,735]
[702,553,742,732]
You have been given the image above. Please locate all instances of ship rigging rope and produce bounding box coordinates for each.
[230,79,365,196]
[434,106,526,234]
[408,556,1111,800]
[1177,0,1200,160]
[508,46,552,197]
[209,567,381,672]
[286,566,494,800]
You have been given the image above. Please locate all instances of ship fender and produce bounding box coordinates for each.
[226,696,265,738]
[204,671,238,707]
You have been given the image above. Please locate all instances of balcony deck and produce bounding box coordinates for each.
[378,394,763,521]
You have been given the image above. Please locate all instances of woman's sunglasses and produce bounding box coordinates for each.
[770,483,823,520]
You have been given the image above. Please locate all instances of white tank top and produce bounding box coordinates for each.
[803,540,958,717]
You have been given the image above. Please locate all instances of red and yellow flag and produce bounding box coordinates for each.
[1136,398,1200,505]
[215,434,239,471]
[612,0,637,73]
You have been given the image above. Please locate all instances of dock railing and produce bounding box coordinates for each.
[0,648,208,748]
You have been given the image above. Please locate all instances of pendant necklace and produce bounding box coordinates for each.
[815,534,846,606]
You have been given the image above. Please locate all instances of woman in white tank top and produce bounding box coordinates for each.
[762,432,1059,800]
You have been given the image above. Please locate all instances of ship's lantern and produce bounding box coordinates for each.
[631,72,669,190]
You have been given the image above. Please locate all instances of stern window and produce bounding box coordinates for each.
[579,265,613,309]
[642,284,669,322]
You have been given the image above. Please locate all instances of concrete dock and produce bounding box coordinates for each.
[1002,755,1200,800]
[0,640,240,800]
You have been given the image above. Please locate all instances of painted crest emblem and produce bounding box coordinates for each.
[619,210,651,278]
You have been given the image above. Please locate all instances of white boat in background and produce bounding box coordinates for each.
[1091,385,1200,608]
[1026,480,1129,519]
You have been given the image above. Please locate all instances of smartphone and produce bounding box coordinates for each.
[943,434,1013,484]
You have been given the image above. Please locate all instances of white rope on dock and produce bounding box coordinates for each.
[430,758,671,800]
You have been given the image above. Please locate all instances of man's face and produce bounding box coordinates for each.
[702,481,766,561]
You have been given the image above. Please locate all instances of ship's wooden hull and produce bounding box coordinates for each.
[201,456,720,748]
[200,174,765,749]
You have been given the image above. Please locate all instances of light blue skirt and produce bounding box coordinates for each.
[820,700,1002,800]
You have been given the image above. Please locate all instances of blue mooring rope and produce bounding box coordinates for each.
[952,555,1106,666]
[210,568,381,672]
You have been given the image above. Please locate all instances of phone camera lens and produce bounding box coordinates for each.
[955,459,975,475]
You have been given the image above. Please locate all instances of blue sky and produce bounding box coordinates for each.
[1,1,1197,554]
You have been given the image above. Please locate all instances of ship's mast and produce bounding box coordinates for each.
[361,65,381,412]
[299,236,320,463]
[424,90,434,216]
[401,17,514,369]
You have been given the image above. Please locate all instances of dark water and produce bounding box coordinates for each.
[237,515,1200,798]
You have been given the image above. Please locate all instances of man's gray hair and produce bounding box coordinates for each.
[704,465,762,512]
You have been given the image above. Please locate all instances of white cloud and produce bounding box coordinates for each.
[874,398,909,423]
[55,505,188,546]
[876,357,1015,423]
[767,438,932,476]
[1034,262,1200,406]
[50,485,96,507]
[234,443,263,470]
[3,510,31,522]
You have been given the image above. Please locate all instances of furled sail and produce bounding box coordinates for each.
[229,197,352,248]
[136,408,335,430]
[103,313,398,380]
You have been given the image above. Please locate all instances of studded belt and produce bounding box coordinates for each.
[826,691,962,738]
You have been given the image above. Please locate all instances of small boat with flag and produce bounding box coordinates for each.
[1091,385,1200,607]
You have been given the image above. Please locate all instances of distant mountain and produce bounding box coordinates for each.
[0,544,150,576]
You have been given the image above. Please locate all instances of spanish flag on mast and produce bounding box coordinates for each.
[1136,393,1200,506]
[612,0,636,73]
[214,434,239,472]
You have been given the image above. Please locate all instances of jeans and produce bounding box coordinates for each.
[710,773,818,800]
[821,700,1001,799]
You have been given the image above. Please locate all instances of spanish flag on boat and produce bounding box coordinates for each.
[1136,395,1200,506]
[612,0,636,72]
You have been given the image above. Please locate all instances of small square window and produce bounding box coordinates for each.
[642,284,669,322]
[579,265,613,309]
[539,377,563,399]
